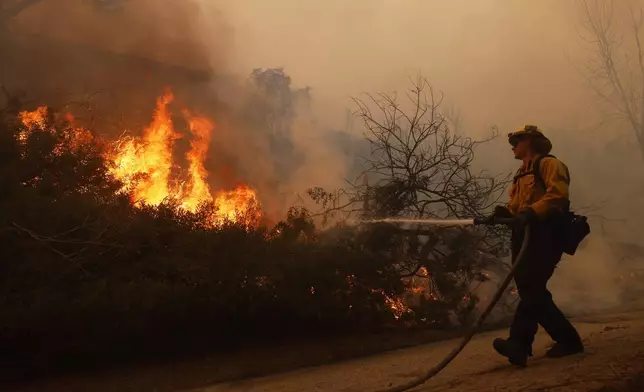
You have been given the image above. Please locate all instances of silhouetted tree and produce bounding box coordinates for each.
[242,68,312,182]
[580,0,644,160]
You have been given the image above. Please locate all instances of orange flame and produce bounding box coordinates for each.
[213,185,260,225]
[18,106,94,154]
[109,92,179,206]
[18,92,261,227]
[106,91,261,225]
[19,106,48,131]
[182,109,214,211]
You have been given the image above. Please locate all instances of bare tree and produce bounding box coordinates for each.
[309,77,509,226]
[309,77,511,324]
[354,77,507,220]
[579,0,644,159]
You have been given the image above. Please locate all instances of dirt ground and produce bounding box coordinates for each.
[9,307,644,392]
[196,308,644,392]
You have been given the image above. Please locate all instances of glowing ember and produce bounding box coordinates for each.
[18,106,94,154]
[19,106,48,133]
[384,294,414,320]
[375,266,443,320]
[18,107,48,146]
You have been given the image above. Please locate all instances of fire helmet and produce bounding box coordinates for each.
[508,125,552,154]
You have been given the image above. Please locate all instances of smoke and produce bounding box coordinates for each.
[2,0,348,221]
[212,0,644,315]
[550,237,628,315]
[217,0,644,315]
[212,0,593,129]
[3,0,644,314]
[9,0,231,70]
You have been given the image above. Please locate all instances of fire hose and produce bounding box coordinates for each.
[368,217,529,392]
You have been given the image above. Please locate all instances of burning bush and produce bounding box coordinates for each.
[0,100,409,378]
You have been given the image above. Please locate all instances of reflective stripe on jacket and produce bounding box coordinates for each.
[507,155,570,219]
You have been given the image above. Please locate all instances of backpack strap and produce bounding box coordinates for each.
[532,154,555,191]
[512,154,556,190]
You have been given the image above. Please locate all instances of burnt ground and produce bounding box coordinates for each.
[8,305,644,392]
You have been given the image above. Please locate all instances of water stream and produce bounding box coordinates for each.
[347,218,476,226]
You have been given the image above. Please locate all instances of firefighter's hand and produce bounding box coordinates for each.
[515,209,536,228]
[477,205,513,225]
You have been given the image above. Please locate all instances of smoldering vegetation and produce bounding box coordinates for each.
[0,0,643,384]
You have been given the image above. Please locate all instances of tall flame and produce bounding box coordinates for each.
[17,91,261,227]
[182,109,214,211]
[110,91,178,206]
[107,91,260,225]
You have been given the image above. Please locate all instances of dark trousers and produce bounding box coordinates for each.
[509,222,581,350]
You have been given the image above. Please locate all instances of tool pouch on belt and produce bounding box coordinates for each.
[558,211,591,255]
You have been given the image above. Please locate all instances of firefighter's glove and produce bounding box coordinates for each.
[493,205,514,219]
[480,205,512,224]
[515,209,536,228]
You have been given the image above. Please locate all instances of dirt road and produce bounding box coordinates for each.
[10,307,644,392]
[197,309,644,392]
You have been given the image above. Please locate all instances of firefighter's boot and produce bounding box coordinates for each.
[545,340,584,358]
[493,338,530,367]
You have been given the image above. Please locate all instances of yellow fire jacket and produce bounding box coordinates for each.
[507,155,570,219]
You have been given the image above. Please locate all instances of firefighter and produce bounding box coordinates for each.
[491,125,584,367]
